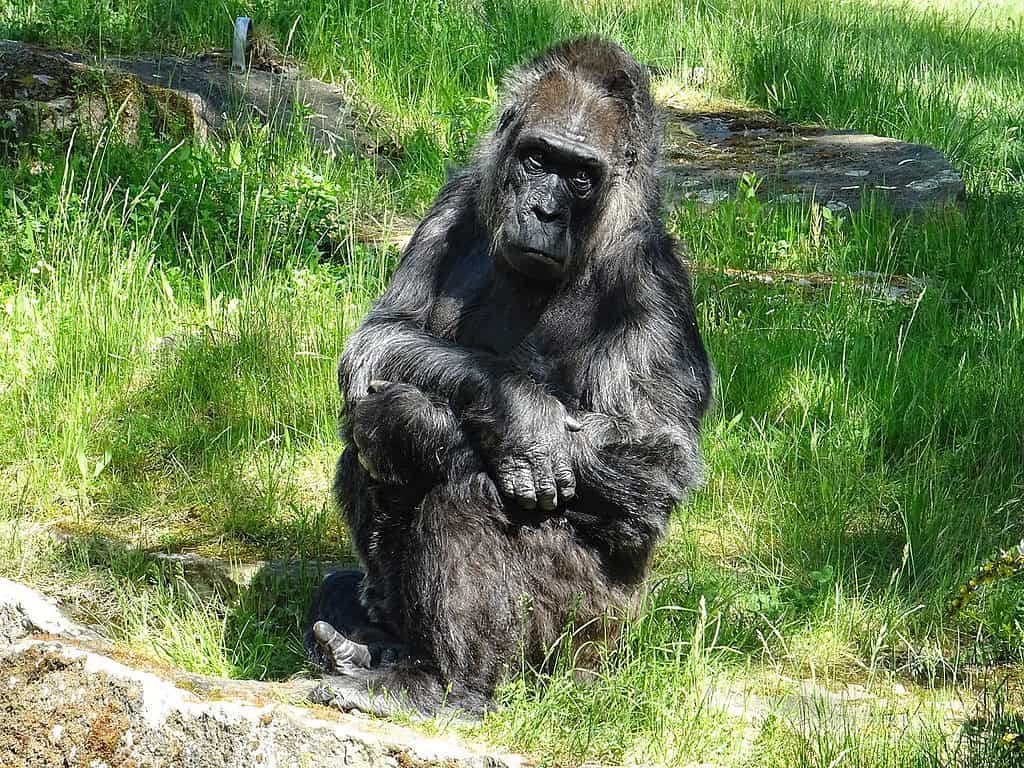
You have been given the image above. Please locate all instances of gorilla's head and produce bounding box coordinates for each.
[478,38,661,282]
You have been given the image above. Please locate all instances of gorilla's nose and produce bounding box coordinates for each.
[532,199,562,223]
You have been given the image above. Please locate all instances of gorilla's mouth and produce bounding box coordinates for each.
[495,229,570,280]
[502,245,567,281]
[506,242,566,267]
[516,246,561,264]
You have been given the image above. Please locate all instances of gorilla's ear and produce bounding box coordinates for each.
[496,106,519,135]
[603,68,639,105]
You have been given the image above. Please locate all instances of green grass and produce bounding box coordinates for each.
[2,0,1024,765]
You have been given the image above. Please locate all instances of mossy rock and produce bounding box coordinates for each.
[0,41,204,147]
[656,82,966,215]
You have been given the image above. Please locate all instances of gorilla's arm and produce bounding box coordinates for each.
[568,423,700,561]
[565,240,712,557]
[347,382,479,487]
[338,178,505,408]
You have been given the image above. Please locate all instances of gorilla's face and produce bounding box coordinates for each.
[497,129,607,281]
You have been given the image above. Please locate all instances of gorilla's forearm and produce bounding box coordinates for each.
[346,382,482,487]
[578,432,699,509]
[565,424,701,555]
[340,317,523,412]
[343,317,572,437]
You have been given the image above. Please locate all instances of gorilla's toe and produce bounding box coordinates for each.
[313,620,372,672]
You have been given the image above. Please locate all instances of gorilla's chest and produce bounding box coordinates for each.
[427,259,586,384]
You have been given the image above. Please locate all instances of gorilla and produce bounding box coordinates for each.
[305,37,712,717]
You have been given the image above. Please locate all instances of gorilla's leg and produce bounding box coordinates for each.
[313,473,523,717]
[333,447,417,631]
[336,382,482,632]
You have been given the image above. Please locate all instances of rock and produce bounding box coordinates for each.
[0,39,397,162]
[0,578,101,645]
[93,53,397,161]
[0,41,205,145]
[52,530,349,599]
[1,641,523,768]
[0,581,524,768]
[659,94,965,215]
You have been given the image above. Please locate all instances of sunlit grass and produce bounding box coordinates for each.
[2,0,1024,765]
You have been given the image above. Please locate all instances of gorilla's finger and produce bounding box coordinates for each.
[495,458,517,498]
[533,459,558,511]
[565,414,583,432]
[313,621,372,671]
[367,379,391,394]
[512,457,537,509]
[553,456,576,502]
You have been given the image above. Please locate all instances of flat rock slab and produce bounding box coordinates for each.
[0,579,523,768]
[0,40,393,160]
[660,97,965,215]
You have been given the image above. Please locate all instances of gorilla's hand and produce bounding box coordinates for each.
[350,381,472,485]
[474,383,581,511]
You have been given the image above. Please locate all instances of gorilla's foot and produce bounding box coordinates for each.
[312,621,372,673]
[310,664,490,719]
[311,673,393,717]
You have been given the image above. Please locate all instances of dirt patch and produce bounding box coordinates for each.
[0,579,524,768]
[1,649,137,767]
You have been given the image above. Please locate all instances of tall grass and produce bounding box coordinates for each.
[2,0,1024,765]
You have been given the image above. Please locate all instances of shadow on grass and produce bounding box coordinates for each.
[87,322,350,560]
[58,530,341,680]
[672,192,1024,647]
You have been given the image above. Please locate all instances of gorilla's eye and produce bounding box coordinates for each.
[523,151,545,173]
[569,169,593,196]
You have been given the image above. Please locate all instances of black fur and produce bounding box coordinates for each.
[306,37,712,717]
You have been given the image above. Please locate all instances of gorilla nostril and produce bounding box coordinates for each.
[533,202,561,223]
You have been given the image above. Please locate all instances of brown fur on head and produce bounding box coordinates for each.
[476,38,663,277]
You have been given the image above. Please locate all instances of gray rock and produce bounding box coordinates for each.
[0,581,524,768]
[660,102,965,215]
[94,53,397,162]
[0,40,397,163]
[0,578,100,646]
